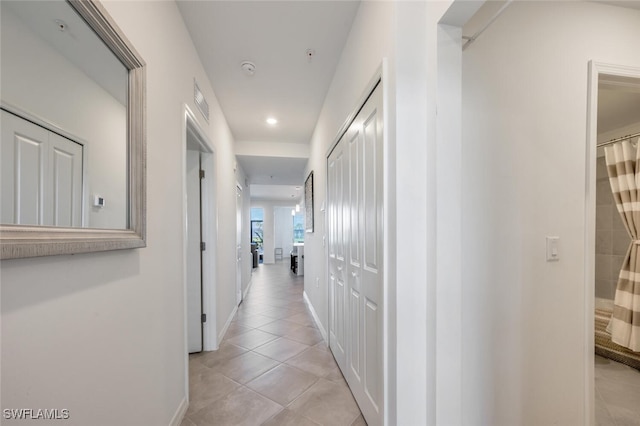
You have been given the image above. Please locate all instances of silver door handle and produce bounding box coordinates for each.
[351,271,358,277]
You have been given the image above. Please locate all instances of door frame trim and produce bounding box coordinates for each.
[181,104,217,402]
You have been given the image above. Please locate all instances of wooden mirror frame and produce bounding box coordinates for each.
[0,0,146,259]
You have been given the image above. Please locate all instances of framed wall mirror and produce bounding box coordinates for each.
[0,0,146,259]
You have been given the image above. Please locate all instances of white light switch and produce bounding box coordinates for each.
[546,236,559,261]
[93,195,105,208]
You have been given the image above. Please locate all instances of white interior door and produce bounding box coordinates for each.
[49,132,83,227]
[186,149,203,353]
[328,83,383,426]
[236,184,243,305]
[1,109,82,226]
[1,110,48,225]
[349,84,383,424]
[328,134,348,372]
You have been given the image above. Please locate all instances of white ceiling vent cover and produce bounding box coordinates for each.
[194,80,209,122]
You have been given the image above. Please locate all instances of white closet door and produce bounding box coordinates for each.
[49,132,83,227]
[328,83,383,426]
[1,110,83,227]
[1,110,49,225]
[350,84,383,424]
[328,137,348,371]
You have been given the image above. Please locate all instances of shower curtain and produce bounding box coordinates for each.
[604,138,640,352]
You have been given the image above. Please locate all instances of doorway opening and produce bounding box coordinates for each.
[182,104,218,403]
[587,62,640,425]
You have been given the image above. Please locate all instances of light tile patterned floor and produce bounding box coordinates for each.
[182,261,366,426]
[595,355,640,426]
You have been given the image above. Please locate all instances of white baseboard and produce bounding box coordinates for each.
[243,278,254,300]
[169,397,188,426]
[218,305,238,343]
[303,291,327,343]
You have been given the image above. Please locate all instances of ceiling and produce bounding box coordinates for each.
[251,184,303,202]
[236,155,307,186]
[4,0,127,105]
[177,1,360,200]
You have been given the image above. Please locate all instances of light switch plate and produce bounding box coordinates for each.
[94,195,105,208]
[546,236,559,261]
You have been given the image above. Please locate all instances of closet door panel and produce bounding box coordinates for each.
[358,84,384,422]
[350,288,361,379]
[363,109,380,273]
[364,298,380,408]
[328,139,347,371]
[1,110,48,225]
[348,124,364,381]
[349,129,362,267]
[49,133,83,227]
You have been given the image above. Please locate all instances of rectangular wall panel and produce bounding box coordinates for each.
[364,298,380,411]
[15,134,46,225]
[349,131,361,267]
[336,153,344,261]
[336,278,345,352]
[363,111,378,272]
[52,148,75,226]
[350,288,361,378]
[49,133,83,227]
[328,159,336,258]
[329,274,336,336]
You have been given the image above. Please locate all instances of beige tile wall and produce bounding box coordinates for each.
[596,156,630,300]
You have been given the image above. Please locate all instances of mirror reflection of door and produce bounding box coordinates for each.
[0,0,128,230]
[1,110,82,226]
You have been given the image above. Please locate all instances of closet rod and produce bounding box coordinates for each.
[597,132,640,148]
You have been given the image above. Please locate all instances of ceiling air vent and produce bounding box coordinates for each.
[194,79,209,122]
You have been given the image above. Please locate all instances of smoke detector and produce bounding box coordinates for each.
[240,61,256,76]
[305,49,316,62]
[54,19,67,32]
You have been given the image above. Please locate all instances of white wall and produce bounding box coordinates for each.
[0,2,239,425]
[235,165,252,299]
[274,206,295,259]
[1,7,127,229]
[460,2,640,424]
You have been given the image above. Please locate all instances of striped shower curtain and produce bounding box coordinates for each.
[604,138,640,352]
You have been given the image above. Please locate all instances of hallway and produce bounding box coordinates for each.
[183,262,366,426]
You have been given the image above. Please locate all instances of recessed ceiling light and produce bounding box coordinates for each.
[266,117,278,125]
